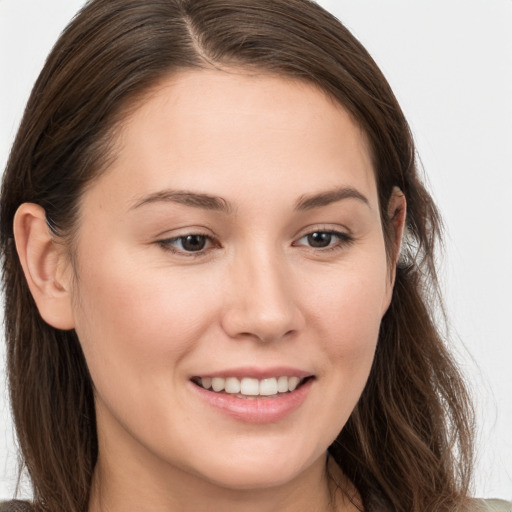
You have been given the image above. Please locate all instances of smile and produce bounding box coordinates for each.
[193,376,307,398]
[191,373,314,423]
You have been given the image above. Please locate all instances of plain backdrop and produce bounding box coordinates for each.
[1,0,511,501]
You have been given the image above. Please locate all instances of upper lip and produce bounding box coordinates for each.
[190,366,313,380]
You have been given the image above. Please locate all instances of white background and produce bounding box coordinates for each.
[1,0,511,501]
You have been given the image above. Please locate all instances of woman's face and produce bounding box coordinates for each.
[67,70,397,492]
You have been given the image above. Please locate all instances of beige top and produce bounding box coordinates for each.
[476,499,512,512]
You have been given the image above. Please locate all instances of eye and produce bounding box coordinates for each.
[295,230,353,250]
[158,234,214,254]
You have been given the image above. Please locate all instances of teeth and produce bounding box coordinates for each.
[259,378,278,396]
[225,377,241,394]
[288,376,300,391]
[277,376,288,393]
[240,377,259,395]
[211,377,225,392]
[198,376,306,396]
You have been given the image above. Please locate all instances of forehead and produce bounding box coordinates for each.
[89,68,377,210]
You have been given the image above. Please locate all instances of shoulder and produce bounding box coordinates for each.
[471,499,512,512]
[0,501,33,512]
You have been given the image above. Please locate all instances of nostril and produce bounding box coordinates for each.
[220,268,305,342]
[234,328,297,344]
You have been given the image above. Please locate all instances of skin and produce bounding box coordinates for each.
[15,69,405,512]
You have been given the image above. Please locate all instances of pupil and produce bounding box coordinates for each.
[308,232,332,248]
[182,235,206,251]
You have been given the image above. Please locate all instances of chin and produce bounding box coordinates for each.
[190,447,322,491]
[204,467,301,491]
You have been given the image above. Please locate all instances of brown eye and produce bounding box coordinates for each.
[295,230,353,251]
[307,232,333,248]
[159,234,213,254]
[180,235,207,252]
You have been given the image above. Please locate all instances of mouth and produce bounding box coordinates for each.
[191,375,313,400]
[190,370,315,423]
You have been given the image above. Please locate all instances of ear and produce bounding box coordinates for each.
[381,187,407,314]
[13,203,75,330]
[386,186,407,283]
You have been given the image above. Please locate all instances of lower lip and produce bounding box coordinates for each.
[191,378,313,424]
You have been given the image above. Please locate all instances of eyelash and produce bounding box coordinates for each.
[157,229,354,257]
[157,234,217,257]
[293,230,354,252]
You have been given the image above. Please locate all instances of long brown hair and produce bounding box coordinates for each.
[1,1,474,511]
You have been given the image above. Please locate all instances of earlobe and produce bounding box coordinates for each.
[13,203,75,330]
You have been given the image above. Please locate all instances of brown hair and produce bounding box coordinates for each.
[1,1,474,511]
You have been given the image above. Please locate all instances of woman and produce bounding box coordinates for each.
[0,0,510,511]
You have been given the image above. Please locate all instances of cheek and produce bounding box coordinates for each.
[305,252,389,384]
[306,256,389,337]
[291,264,388,451]
[70,249,220,385]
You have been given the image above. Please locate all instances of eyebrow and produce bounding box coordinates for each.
[294,187,370,210]
[130,185,369,214]
[131,190,232,213]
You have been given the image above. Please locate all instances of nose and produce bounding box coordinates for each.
[220,247,304,343]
